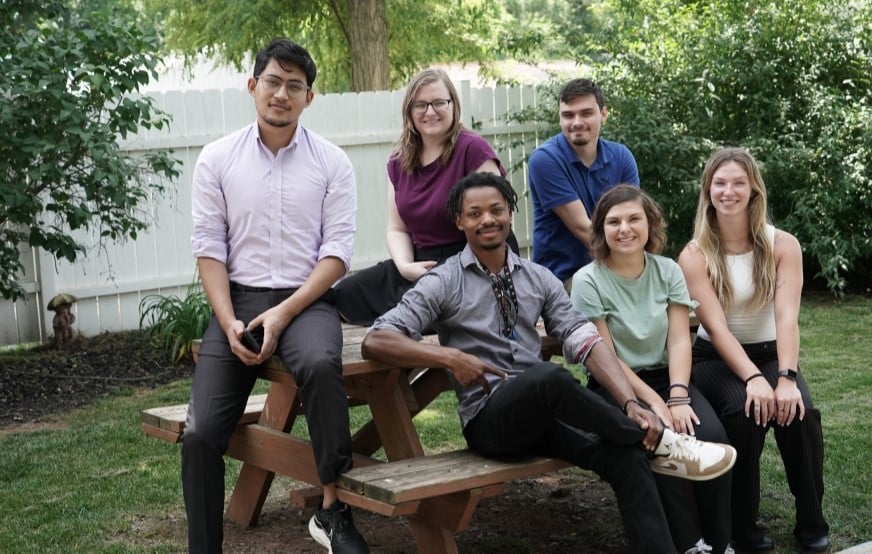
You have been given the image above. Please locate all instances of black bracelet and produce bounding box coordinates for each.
[668,383,690,394]
[744,373,766,385]
[622,398,641,414]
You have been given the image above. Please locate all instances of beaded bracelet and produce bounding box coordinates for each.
[744,373,766,385]
[666,396,693,407]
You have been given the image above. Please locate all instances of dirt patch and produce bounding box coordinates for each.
[0,331,629,552]
[0,330,193,429]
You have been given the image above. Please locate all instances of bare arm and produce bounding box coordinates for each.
[552,199,593,249]
[772,230,806,425]
[678,244,775,425]
[362,329,507,393]
[591,320,671,427]
[584,341,663,450]
[385,187,427,281]
[665,303,700,434]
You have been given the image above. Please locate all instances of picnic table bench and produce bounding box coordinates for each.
[141,325,567,553]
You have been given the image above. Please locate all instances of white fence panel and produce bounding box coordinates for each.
[1,82,546,347]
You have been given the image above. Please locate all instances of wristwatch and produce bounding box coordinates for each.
[778,368,798,381]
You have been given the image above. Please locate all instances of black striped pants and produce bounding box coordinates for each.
[691,338,829,542]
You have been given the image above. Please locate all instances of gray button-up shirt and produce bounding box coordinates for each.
[371,245,600,427]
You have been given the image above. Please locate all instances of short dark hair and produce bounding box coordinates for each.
[589,185,667,260]
[253,38,317,87]
[559,78,604,110]
[446,173,518,221]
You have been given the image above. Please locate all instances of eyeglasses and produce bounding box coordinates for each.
[411,99,452,114]
[257,76,310,96]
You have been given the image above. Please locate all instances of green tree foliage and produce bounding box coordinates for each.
[522,0,872,293]
[146,0,550,92]
[0,0,180,300]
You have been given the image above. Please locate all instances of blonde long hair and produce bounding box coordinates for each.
[392,69,463,175]
[692,147,776,310]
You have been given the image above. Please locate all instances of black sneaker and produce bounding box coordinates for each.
[308,500,370,553]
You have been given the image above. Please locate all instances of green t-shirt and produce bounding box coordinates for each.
[570,252,696,372]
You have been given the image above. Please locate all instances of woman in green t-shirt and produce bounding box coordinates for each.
[570,185,733,554]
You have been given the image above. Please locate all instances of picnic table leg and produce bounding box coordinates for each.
[225,381,301,527]
[350,369,426,460]
[351,367,451,456]
[406,487,502,554]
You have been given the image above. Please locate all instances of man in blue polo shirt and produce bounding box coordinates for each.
[528,78,639,287]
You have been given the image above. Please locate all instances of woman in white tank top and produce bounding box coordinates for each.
[678,147,828,553]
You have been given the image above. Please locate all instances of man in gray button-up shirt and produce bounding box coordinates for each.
[363,172,735,553]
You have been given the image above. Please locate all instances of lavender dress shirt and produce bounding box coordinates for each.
[191,123,356,288]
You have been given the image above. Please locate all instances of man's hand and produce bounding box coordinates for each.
[447,350,507,394]
[625,401,664,451]
[247,304,295,362]
[224,319,260,366]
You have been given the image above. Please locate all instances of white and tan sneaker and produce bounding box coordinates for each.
[650,428,736,481]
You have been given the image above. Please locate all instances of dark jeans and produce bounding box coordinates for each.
[692,338,828,543]
[462,362,676,553]
[181,288,352,554]
[590,369,732,553]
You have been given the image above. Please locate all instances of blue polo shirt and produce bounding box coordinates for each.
[528,133,639,282]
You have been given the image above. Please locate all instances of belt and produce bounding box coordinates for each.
[229,282,297,293]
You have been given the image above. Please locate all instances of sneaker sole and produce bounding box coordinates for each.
[308,515,333,553]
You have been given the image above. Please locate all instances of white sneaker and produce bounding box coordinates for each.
[685,538,713,554]
[651,428,736,481]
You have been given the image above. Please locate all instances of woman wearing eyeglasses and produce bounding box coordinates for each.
[335,68,515,325]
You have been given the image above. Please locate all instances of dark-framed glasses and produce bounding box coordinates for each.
[411,99,452,114]
[257,76,310,96]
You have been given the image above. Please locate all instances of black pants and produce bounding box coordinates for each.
[335,233,520,326]
[590,369,732,553]
[692,338,828,543]
[462,362,676,553]
[181,287,353,553]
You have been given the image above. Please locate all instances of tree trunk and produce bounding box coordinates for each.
[346,0,390,91]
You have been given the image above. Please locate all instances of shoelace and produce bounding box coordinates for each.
[669,435,703,462]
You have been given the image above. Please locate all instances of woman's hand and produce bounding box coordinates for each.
[669,404,701,436]
[774,379,805,426]
[397,260,437,282]
[744,376,776,425]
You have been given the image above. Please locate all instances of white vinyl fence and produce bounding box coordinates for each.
[1,81,547,347]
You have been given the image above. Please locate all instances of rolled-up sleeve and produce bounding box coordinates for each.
[191,145,230,263]
[319,151,356,271]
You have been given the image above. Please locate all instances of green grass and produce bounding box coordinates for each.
[0,294,869,552]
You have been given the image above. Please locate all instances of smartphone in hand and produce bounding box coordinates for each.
[241,329,262,354]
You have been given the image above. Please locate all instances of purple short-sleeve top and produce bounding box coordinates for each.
[387,129,504,249]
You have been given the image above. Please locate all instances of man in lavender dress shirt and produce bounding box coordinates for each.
[185,38,368,554]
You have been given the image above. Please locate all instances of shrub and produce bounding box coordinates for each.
[139,282,211,362]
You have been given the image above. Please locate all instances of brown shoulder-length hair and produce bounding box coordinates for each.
[391,68,463,175]
[589,184,667,261]
[692,147,775,310]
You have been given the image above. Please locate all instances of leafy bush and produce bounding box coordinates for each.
[0,0,180,300]
[514,0,872,294]
[139,283,211,362]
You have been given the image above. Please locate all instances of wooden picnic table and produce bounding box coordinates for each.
[143,325,563,553]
